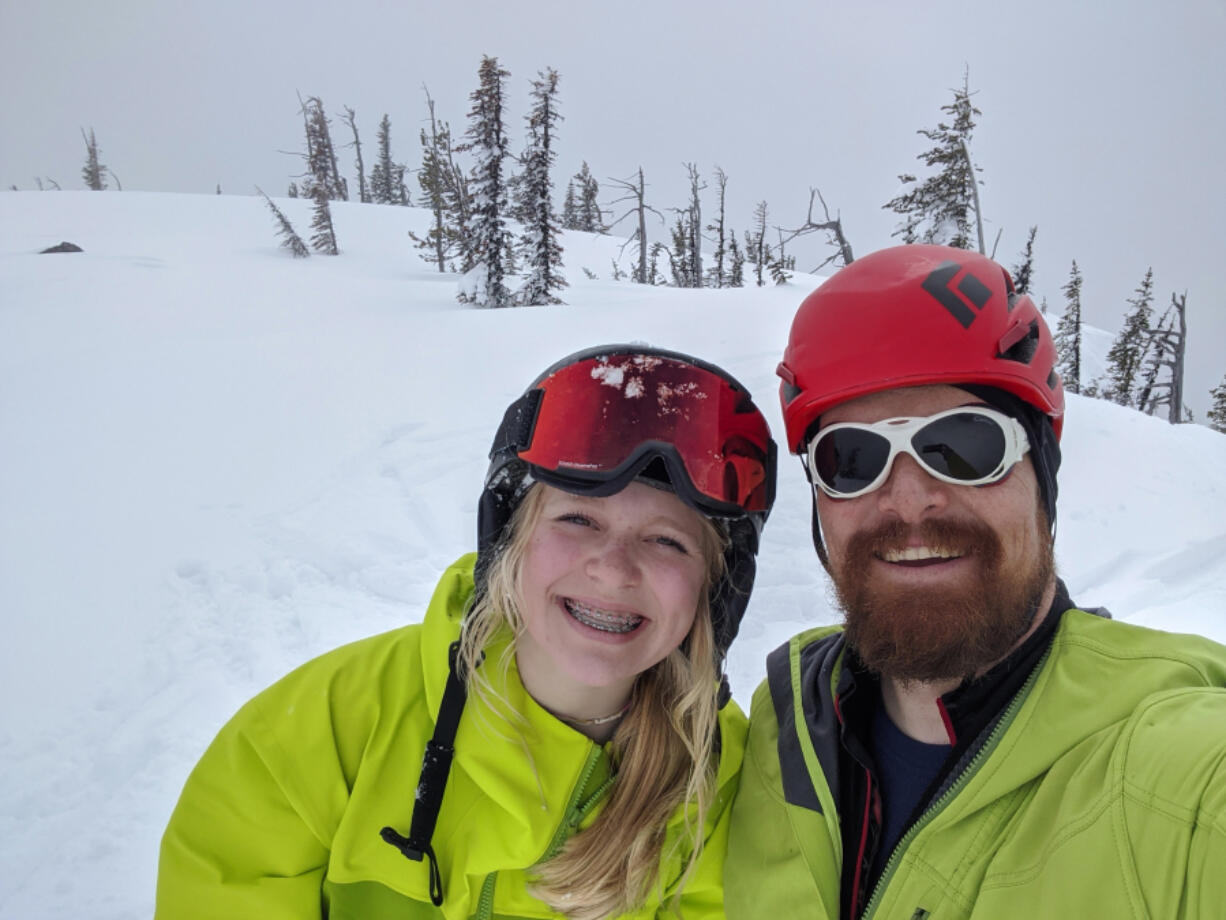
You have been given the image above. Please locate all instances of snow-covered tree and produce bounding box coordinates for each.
[1101,268,1155,407]
[515,68,566,306]
[574,162,605,233]
[883,70,984,251]
[80,128,107,191]
[1053,260,1083,394]
[1208,375,1226,434]
[1011,225,1038,294]
[457,56,512,307]
[256,187,309,257]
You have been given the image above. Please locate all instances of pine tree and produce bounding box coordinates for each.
[1207,375,1226,434]
[300,96,346,201]
[256,187,310,257]
[668,216,693,287]
[561,180,578,229]
[728,232,745,287]
[309,185,339,255]
[80,127,107,191]
[409,90,469,272]
[746,201,770,287]
[1053,260,1083,394]
[515,68,566,306]
[1102,268,1155,406]
[607,168,662,283]
[883,70,984,251]
[1011,226,1038,294]
[370,114,394,204]
[457,56,512,307]
[575,162,605,233]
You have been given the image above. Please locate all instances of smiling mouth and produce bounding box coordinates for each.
[878,545,965,566]
[564,599,644,634]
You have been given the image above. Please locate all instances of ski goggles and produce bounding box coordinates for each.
[492,347,775,515]
[806,405,1030,499]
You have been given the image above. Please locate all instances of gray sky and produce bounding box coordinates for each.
[3,0,1223,413]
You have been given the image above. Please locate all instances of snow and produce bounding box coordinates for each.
[2,190,1224,918]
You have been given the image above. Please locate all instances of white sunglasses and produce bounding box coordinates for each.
[806,405,1031,499]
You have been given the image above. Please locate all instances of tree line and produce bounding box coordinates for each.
[30,63,1226,430]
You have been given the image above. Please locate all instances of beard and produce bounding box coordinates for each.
[831,516,1053,684]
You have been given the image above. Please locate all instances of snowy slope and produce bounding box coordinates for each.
[2,191,1224,919]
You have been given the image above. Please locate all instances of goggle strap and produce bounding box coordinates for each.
[489,389,542,460]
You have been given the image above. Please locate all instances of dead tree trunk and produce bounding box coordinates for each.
[341,106,369,203]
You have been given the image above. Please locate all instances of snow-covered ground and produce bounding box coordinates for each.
[2,191,1224,919]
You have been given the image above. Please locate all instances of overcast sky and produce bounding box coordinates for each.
[3,0,1223,413]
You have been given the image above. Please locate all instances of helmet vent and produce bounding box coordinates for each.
[998,319,1040,365]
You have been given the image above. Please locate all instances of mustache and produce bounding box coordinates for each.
[846,517,1001,561]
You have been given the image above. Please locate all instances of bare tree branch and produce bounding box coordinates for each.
[776,188,855,271]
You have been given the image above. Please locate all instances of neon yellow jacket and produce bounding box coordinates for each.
[157,554,746,919]
[726,609,1226,919]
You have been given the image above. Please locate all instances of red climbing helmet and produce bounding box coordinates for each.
[777,244,1065,452]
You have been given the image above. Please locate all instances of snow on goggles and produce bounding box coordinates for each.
[493,349,775,515]
[806,405,1030,499]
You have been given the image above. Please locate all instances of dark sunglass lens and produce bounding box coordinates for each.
[814,428,891,493]
[913,413,1007,481]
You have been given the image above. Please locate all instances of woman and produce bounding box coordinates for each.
[156,344,776,919]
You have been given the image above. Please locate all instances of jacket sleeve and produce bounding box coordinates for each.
[1120,687,1226,919]
[155,679,353,919]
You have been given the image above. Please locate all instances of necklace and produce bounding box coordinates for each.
[556,699,632,727]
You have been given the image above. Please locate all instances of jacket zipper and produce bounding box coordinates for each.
[858,653,1049,919]
[474,746,611,920]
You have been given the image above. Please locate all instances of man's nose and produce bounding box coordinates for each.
[874,452,949,522]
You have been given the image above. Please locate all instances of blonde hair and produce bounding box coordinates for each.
[459,484,728,919]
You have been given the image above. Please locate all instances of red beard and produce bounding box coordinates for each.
[832,517,1053,684]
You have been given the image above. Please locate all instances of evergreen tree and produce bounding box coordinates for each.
[515,68,566,306]
[1102,268,1155,407]
[287,182,300,198]
[309,185,339,255]
[457,56,512,307]
[409,90,469,271]
[883,70,984,251]
[561,180,579,229]
[1136,307,1171,415]
[1207,375,1226,434]
[1011,225,1038,294]
[668,216,693,287]
[256,187,310,258]
[370,114,395,204]
[728,232,745,287]
[746,201,770,287]
[575,162,605,233]
[300,96,346,201]
[80,127,107,191]
[1053,260,1083,394]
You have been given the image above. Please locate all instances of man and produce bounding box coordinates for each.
[726,245,1226,919]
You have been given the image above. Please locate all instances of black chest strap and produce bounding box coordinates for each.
[381,640,469,907]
